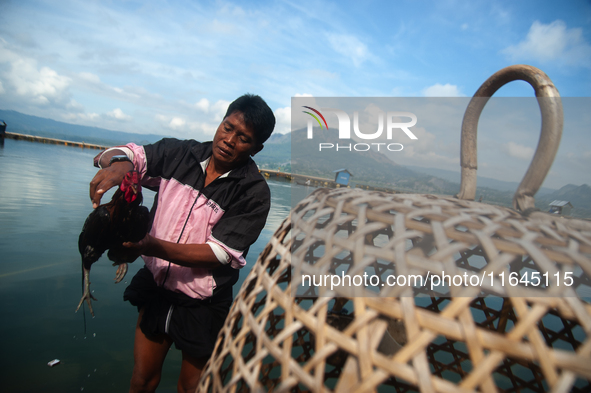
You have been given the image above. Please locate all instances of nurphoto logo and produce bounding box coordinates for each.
[302,105,418,152]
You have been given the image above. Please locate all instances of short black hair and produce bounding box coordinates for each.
[224,94,275,144]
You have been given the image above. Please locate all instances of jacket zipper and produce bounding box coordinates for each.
[161,191,201,287]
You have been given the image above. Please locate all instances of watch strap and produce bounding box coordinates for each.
[109,155,132,166]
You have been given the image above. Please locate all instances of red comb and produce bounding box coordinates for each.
[120,171,141,203]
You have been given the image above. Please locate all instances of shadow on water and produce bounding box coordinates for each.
[0,139,314,392]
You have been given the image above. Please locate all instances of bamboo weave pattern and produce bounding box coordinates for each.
[198,188,591,393]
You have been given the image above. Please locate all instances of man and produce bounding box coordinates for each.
[89,94,275,393]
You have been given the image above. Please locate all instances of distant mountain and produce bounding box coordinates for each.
[255,131,291,168]
[536,184,591,218]
[257,128,526,199]
[260,129,577,209]
[404,165,557,195]
[542,184,591,206]
[0,109,166,146]
[266,132,291,144]
[289,127,460,194]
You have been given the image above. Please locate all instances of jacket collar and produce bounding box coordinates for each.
[191,140,255,179]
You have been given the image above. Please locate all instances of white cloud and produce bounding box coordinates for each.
[504,141,534,160]
[6,56,72,105]
[195,98,210,112]
[61,112,100,122]
[0,39,78,113]
[196,99,230,120]
[422,83,464,97]
[503,20,591,66]
[210,100,230,121]
[78,72,101,84]
[74,72,145,103]
[273,107,291,134]
[169,117,186,129]
[154,114,219,138]
[326,33,370,67]
[107,108,132,121]
[192,122,218,136]
[65,99,85,113]
[406,127,437,152]
[81,112,101,121]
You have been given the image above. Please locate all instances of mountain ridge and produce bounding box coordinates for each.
[0,109,166,146]
[404,165,558,195]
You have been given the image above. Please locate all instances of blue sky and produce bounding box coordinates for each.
[0,0,590,189]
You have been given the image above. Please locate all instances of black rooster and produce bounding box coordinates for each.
[76,170,150,316]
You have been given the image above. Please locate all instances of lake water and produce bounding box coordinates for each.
[0,138,312,392]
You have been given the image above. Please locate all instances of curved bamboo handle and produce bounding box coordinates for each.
[456,64,563,211]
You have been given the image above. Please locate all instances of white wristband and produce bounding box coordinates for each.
[98,147,135,169]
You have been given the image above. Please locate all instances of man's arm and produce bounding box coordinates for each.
[123,234,223,269]
[89,148,134,208]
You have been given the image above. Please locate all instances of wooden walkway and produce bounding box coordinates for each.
[3,131,109,150]
[259,169,335,186]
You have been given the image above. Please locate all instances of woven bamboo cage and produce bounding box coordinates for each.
[197,65,591,393]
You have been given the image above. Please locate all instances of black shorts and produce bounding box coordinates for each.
[124,267,232,359]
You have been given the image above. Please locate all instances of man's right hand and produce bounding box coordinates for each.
[90,160,134,208]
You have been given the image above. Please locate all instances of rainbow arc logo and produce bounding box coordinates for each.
[302,106,328,130]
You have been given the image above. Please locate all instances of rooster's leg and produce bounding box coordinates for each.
[75,267,97,316]
[113,262,128,283]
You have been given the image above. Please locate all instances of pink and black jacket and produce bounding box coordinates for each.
[122,138,270,300]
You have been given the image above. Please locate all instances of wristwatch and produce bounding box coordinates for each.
[109,155,132,166]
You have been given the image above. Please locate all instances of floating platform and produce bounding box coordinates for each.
[258,169,397,193]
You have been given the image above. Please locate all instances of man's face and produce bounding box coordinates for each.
[211,111,262,170]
